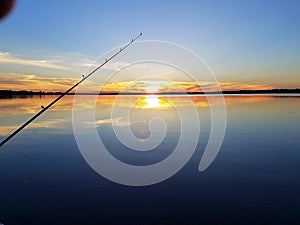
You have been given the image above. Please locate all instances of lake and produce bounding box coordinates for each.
[0,95,299,225]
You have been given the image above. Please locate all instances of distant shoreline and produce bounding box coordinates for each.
[0,89,300,96]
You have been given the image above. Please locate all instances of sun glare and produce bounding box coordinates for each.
[134,94,172,109]
[144,95,160,108]
[145,85,160,93]
[143,81,173,93]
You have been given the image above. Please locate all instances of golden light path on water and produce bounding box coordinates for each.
[143,96,160,108]
[0,95,299,138]
[136,95,172,109]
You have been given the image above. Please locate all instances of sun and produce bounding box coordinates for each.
[145,85,160,93]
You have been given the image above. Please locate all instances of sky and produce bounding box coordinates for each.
[0,0,299,92]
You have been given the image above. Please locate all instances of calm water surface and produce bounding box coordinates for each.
[0,95,299,225]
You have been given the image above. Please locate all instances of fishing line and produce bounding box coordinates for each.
[0,33,143,147]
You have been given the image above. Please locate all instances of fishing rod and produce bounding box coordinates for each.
[0,33,143,148]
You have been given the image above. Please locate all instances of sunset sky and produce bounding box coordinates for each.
[0,0,299,92]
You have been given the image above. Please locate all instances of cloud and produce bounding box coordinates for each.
[0,52,69,70]
[0,73,79,92]
[0,72,276,93]
[103,61,131,71]
[220,81,274,91]
[83,60,147,72]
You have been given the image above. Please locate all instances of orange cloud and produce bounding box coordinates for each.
[219,82,274,91]
[0,73,278,93]
[0,73,79,92]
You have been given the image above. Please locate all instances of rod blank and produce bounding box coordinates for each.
[0,33,143,148]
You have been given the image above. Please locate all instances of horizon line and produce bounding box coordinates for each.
[1,88,300,96]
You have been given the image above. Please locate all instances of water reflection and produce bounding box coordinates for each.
[0,95,300,224]
[1,94,299,139]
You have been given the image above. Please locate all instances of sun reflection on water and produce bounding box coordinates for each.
[144,95,160,108]
[133,95,173,109]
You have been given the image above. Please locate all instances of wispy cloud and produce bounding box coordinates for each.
[0,73,79,92]
[0,52,70,70]
[220,82,274,91]
[103,61,131,71]
[0,73,276,93]
[83,60,147,72]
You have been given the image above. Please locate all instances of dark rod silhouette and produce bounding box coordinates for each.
[0,33,143,148]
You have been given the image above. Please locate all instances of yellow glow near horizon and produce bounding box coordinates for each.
[143,81,173,93]
[144,95,160,108]
[134,95,173,109]
[133,95,165,108]
[0,73,284,93]
[145,85,160,93]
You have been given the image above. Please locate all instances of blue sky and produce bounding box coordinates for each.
[0,0,299,90]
